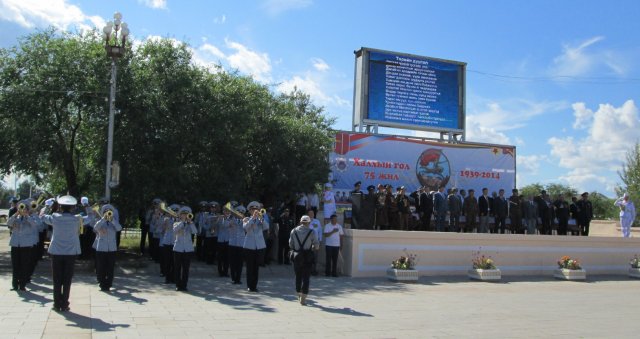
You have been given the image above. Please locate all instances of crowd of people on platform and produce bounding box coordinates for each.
[347,182,604,236]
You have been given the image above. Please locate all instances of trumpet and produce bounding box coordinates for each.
[104,210,114,220]
[18,202,27,211]
[187,212,194,221]
[260,208,267,216]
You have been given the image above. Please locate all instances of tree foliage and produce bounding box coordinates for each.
[518,182,577,198]
[618,142,640,203]
[617,142,640,225]
[0,29,335,223]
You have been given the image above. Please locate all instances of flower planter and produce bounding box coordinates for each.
[629,267,640,279]
[468,268,501,281]
[387,268,419,282]
[554,268,587,280]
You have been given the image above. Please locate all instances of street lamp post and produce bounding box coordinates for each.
[102,12,129,201]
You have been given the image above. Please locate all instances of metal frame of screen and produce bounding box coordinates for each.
[353,47,466,135]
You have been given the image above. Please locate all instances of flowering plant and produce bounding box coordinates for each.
[630,255,640,268]
[472,249,496,269]
[391,250,418,270]
[557,256,582,270]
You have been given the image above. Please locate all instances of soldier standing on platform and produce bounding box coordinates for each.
[463,189,478,233]
[554,195,571,235]
[447,188,462,232]
[576,192,594,236]
[509,189,522,234]
[614,193,636,238]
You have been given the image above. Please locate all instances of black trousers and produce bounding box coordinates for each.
[264,238,273,265]
[51,255,76,309]
[581,221,591,236]
[150,237,160,261]
[229,245,244,283]
[204,237,217,264]
[295,263,312,294]
[161,245,174,283]
[421,210,433,231]
[278,236,290,264]
[95,251,116,290]
[140,224,149,255]
[244,249,261,290]
[217,241,229,276]
[495,217,507,234]
[195,234,205,260]
[541,216,552,235]
[173,251,192,290]
[11,246,31,289]
[37,231,46,259]
[28,245,38,281]
[557,217,569,235]
[325,245,340,276]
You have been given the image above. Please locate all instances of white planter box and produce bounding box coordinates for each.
[468,268,501,281]
[386,268,419,282]
[554,268,587,280]
[629,267,640,279]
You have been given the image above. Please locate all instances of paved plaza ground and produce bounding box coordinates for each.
[1,227,640,338]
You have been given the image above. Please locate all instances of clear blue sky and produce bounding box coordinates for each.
[1,0,639,196]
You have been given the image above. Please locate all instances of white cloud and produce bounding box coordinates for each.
[214,15,226,24]
[550,36,626,77]
[277,74,350,108]
[0,0,105,31]
[225,39,272,82]
[465,98,568,144]
[199,43,226,59]
[262,0,312,15]
[311,58,330,72]
[571,102,594,129]
[138,0,167,10]
[517,154,548,175]
[548,100,639,193]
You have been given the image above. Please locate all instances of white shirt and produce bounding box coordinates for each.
[323,222,344,247]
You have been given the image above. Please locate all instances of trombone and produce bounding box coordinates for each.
[224,202,245,219]
[159,201,179,218]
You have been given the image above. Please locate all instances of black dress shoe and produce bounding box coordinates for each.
[60,306,70,312]
[19,286,26,291]
[248,288,259,293]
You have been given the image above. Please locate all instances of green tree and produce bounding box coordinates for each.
[0,28,109,197]
[0,31,335,223]
[617,142,640,225]
[618,142,640,203]
[519,183,578,198]
[589,192,617,220]
[518,183,544,198]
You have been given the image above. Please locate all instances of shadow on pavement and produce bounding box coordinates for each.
[306,299,373,317]
[18,289,52,306]
[60,310,130,332]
